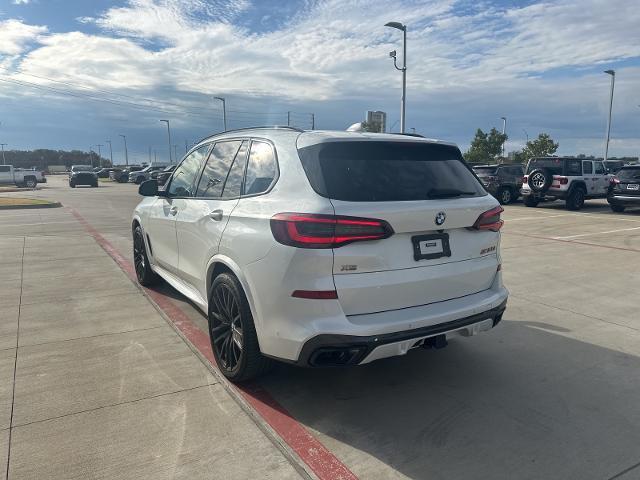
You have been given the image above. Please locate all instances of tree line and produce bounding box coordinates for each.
[0,149,110,170]
[463,128,559,164]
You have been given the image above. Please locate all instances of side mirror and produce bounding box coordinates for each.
[138,179,158,196]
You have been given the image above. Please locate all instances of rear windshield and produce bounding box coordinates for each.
[526,158,581,176]
[71,165,93,172]
[297,141,485,202]
[617,168,640,181]
[473,167,498,175]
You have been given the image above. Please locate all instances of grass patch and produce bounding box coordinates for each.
[0,197,53,206]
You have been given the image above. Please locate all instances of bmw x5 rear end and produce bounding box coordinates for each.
[224,131,508,372]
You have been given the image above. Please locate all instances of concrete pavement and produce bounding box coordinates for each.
[0,205,301,479]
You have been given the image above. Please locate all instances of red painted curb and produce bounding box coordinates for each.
[69,208,358,480]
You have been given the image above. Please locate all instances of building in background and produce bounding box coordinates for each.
[365,111,387,133]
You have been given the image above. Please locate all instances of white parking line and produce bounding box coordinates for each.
[507,214,574,222]
[554,226,640,240]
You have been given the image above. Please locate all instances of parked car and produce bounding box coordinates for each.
[604,160,625,174]
[472,164,524,204]
[521,157,610,210]
[129,165,166,184]
[113,166,143,183]
[96,168,117,178]
[0,165,44,188]
[154,165,176,186]
[132,127,508,382]
[607,165,640,212]
[69,165,98,188]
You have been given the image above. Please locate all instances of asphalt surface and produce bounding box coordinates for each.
[2,175,640,479]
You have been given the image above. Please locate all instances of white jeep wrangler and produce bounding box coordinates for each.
[521,157,610,210]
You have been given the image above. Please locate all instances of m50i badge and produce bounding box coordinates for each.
[340,265,357,272]
[480,246,496,255]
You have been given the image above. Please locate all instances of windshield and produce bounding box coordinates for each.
[473,167,498,176]
[298,141,485,202]
[71,165,93,172]
[617,168,640,181]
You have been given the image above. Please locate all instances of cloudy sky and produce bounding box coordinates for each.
[0,0,639,164]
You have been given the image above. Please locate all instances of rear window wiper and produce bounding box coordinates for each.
[427,188,475,198]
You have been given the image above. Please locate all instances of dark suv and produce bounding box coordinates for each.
[472,164,524,204]
[608,165,640,212]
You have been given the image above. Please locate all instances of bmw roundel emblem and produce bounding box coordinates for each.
[435,211,446,226]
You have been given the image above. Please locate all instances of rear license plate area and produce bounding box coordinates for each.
[627,184,639,190]
[412,233,451,261]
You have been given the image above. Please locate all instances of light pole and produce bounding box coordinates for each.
[604,70,615,162]
[0,143,6,165]
[173,144,178,163]
[96,144,103,168]
[160,120,172,163]
[119,134,129,166]
[385,21,407,134]
[214,97,227,131]
[522,129,529,143]
[500,116,507,159]
[106,140,113,166]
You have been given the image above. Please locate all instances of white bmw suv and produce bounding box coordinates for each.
[133,127,508,382]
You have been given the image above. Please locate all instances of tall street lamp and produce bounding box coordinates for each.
[96,144,103,168]
[119,134,129,166]
[385,21,407,134]
[0,143,6,165]
[106,140,113,166]
[214,97,227,132]
[500,116,507,159]
[160,119,172,164]
[604,70,615,162]
[522,129,529,143]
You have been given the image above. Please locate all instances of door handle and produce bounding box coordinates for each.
[209,209,223,221]
[169,206,178,216]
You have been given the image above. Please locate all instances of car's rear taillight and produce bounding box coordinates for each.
[270,213,394,248]
[471,206,504,232]
[521,176,528,183]
[610,177,620,185]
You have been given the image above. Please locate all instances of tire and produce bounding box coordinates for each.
[24,177,37,188]
[93,182,99,188]
[208,273,272,382]
[566,187,585,211]
[135,176,143,185]
[133,225,161,286]
[610,204,625,213]
[527,169,552,193]
[497,187,513,205]
[524,196,539,207]
[69,182,76,188]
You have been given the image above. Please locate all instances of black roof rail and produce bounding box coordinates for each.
[392,132,425,138]
[192,125,304,147]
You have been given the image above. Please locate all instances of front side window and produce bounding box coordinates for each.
[167,144,210,197]
[0,166,10,173]
[196,141,243,198]
[582,161,593,174]
[594,162,605,174]
[245,141,278,195]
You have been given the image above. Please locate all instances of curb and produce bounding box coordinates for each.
[0,201,62,210]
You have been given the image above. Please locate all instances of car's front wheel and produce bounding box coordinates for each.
[524,196,539,207]
[208,273,271,382]
[25,177,37,188]
[610,204,625,213]
[566,188,585,211]
[133,225,161,286]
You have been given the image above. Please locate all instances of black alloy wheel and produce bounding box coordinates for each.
[208,273,272,382]
[133,226,160,286]
[498,187,512,205]
[25,177,37,188]
[566,188,585,211]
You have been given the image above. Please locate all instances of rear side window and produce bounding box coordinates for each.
[244,141,277,196]
[297,141,485,202]
[617,168,640,181]
[223,142,248,198]
[527,159,563,175]
[583,161,593,174]
[0,166,10,172]
[565,160,581,176]
[167,144,210,197]
[196,140,243,198]
[473,167,498,176]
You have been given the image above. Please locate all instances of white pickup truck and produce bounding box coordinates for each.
[0,165,45,188]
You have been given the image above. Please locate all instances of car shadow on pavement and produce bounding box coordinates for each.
[258,320,640,480]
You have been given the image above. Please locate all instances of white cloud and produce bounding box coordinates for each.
[0,19,46,55]
[12,0,31,4]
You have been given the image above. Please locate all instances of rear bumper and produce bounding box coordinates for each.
[295,299,507,367]
[608,194,640,206]
[521,188,569,200]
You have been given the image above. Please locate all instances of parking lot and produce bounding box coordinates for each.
[2,175,640,479]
